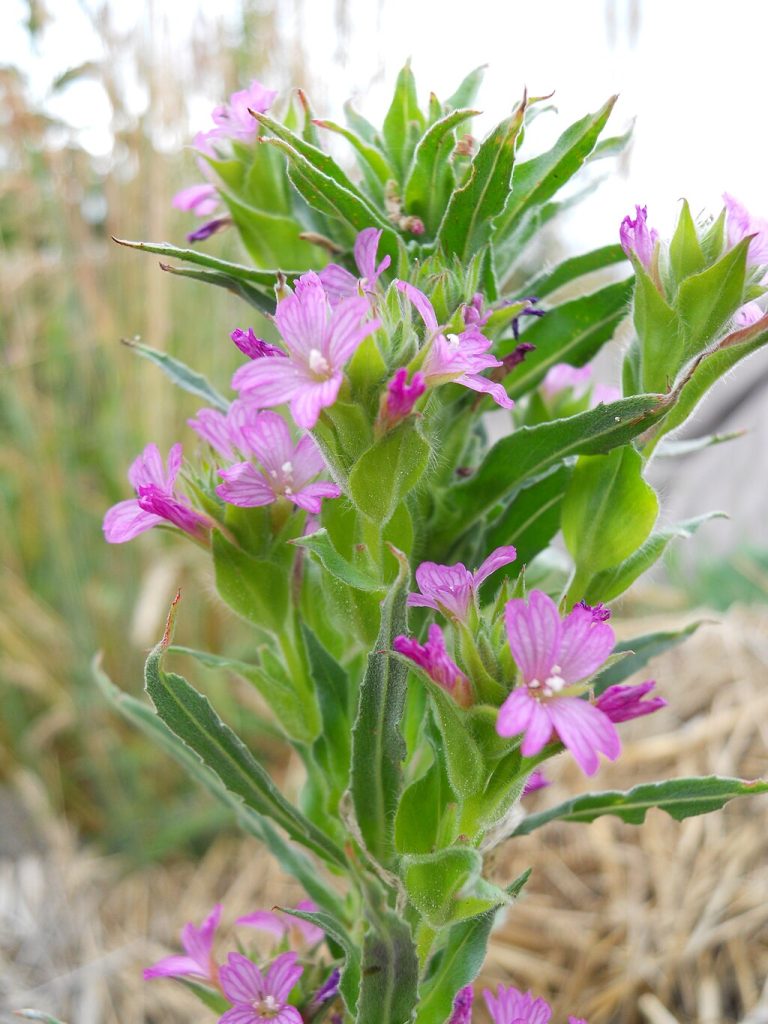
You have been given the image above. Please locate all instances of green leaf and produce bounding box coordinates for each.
[413,876,530,1024]
[212,531,289,634]
[444,65,487,111]
[591,620,705,694]
[112,237,300,285]
[303,625,352,796]
[395,756,451,855]
[437,101,526,261]
[668,199,706,285]
[629,264,682,394]
[158,262,274,313]
[655,431,744,457]
[485,464,572,565]
[562,445,659,575]
[676,237,750,359]
[496,96,616,239]
[357,910,419,1024]
[143,609,346,868]
[292,528,385,592]
[313,118,394,199]
[221,191,325,269]
[403,108,478,234]
[94,655,346,916]
[14,1013,69,1024]
[382,60,425,179]
[350,552,410,867]
[501,279,633,398]
[582,512,726,605]
[431,394,669,553]
[348,421,431,524]
[523,244,628,299]
[513,776,768,836]
[121,338,229,411]
[168,644,319,744]
[644,312,768,454]
[179,979,230,1014]
[280,905,361,1015]
[403,848,482,926]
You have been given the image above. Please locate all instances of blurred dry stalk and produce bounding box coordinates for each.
[1,606,766,1024]
[0,1,327,853]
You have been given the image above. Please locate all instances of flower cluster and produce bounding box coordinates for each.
[144,901,336,1024]
[448,981,589,1024]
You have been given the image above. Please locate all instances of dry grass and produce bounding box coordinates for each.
[2,606,767,1024]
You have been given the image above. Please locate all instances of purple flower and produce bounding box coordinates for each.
[381,367,426,426]
[723,193,768,266]
[318,227,392,305]
[394,624,473,707]
[189,400,260,461]
[209,80,277,145]
[173,183,220,217]
[522,767,549,795]
[236,900,324,946]
[620,204,659,271]
[231,327,287,361]
[448,985,474,1024]
[574,600,611,623]
[541,363,592,401]
[395,281,514,409]
[216,411,340,514]
[232,271,380,429]
[306,968,341,1014]
[595,681,667,723]
[219,951,302,1024]
[103,443,210,544]
[496,591,621,776]
[187,217,232,242]
[483,984,552,1024]
[407,546,517,622]
[144,903,221,983]
[462,293,489,327]
[734,301,764,327]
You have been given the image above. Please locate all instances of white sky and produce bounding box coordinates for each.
[3,0,768,249]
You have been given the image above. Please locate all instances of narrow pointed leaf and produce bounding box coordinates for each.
[280,906,361,1015]
[112,237,300,285]
[350,554,410,866]
[357,910,419,1024]
[444,65,488,111]
[292,528,386,592]
[523,244,627,298]
[121,338,229,410]
[513,776,768,836]
[159,262,274,313]
[404,108,478,232]
[591,620,705,693]
[438,102,526,261]
[382,61,425,179]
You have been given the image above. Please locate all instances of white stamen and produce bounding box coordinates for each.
[281,460,294,476]
[256,994,280,1014]
[270,469,279,479]
[309,348,330,375]
[544,673,566,695]
[445,332,461,349]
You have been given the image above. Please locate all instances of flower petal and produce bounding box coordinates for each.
[241,411,294,475]
[217,463,276,507]
[275,271,329,360]
[558,606,615,683]
[219,1007,259,1024]
[457,373,515,409]
[291,433,326,485]
[291,481,341,514]
[265,951,303,1002]
[143,954,206,980]
[547,698,621,776]
[220,952,265,1004]
[395,280,439,332]
[326,296,379,365]
[473,545,517,587]
[504,591,561,684]
[290,374,342,429]
[236,910,286,936]
[103,499,162,543]
[318,262,358,305]
[232,355,302,405]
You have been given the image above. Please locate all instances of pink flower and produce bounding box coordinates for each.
[541,363,592,401]
[595,681,667,723]
[103,443,210,543]
[173,183,220,217]
[496,591,621,776]
[723,192,768,266]
[589,383,621,407]
[522,767,549,795]
[734,301,764,327]
[236,900,324,946]
[219,951,303,1024]
[232,271,380,429]
[394,624,473,707]
[188,400,260,461]
[216,411,340,514]
[620,204,659,271]
[381,367,426,427]
[144,903,221,983]
[483,984,552,1024]
[407,546,517,622]
[318,227,392,305]
[448,986,474,1024]
[209,80,277,145]
[462,293,489,327]
[395,281,515,409]
[231,327,287,361]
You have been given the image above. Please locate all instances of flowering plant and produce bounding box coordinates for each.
[96,65,768,1024]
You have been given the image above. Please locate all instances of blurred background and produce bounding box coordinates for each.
[1,1,767,1021]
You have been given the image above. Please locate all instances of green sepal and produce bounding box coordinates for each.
[668,198,706,287]
[292,528,385,592]
[675,236,750,360]
[631,263,682,394]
